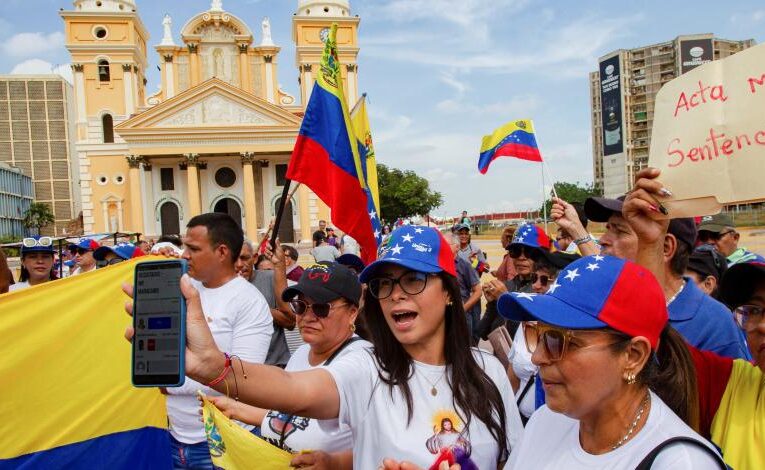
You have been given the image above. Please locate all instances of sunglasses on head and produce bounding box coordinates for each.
[23,237,53,248]
[289,299,348,318]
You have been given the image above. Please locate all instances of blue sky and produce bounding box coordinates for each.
[1,0,764,219]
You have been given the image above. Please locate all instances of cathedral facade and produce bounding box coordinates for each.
[60,0,360,242]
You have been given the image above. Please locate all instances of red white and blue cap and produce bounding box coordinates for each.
[68,238,100,252]
[508,223,551,251]
[360,225,456,283]
[93,243,145,261]
[497,255,668,350]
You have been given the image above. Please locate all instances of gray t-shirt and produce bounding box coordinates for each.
[311,244,341,263]
[250,270,291,367]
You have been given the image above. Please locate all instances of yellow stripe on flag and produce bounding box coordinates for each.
[480,119,536,153]
[0,257,167,458]
[351,95,380,214]
[202,395,293,469]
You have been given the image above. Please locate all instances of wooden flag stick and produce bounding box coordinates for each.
[270,181,302,250]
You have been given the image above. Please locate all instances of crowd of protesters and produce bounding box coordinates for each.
[2,166,764,469]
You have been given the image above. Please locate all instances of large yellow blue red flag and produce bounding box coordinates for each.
[350,94,383,246]
[0,258,170,468]
[286,23,380,262]
[201,394,293,469]
[478,119,543,174]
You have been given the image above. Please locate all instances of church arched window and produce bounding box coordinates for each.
[98,59,110,82]
[102,113,114,143]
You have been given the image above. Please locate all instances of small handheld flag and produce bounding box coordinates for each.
[478,119,542,174]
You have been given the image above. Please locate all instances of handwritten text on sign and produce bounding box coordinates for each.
[648,43,765,216]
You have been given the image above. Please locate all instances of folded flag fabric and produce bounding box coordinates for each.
[201,395,293,469]
[478,119,543,174]
[0,257,169,469]
[287,23,379,264]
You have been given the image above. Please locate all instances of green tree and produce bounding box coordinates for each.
[377,164,443,223]
[23,202,55,235]
[539,181,602,215]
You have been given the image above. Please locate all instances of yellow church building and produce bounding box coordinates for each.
[60,0,361,242]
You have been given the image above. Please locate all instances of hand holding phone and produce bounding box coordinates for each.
[132,260,187,387]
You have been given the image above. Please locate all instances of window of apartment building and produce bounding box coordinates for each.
[98,60,110,82]
[160,168,174,191]
[275,163,288,186]
[102,114,114,143]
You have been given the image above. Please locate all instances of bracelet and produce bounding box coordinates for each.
[207,352,231,387]
[573,234,593,246]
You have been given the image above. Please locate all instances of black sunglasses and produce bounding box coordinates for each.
[74,248,91,255]
[530,273,551,287]
[289,299,347,318]
[509,245,535,259]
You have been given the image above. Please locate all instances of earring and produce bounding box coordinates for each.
[446,299,453,306]
[625,372,636,385]
[349,323,356,333]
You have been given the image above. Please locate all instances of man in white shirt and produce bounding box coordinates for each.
[167,213,273,469]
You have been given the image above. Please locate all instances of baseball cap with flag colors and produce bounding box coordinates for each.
[508,223,551,251]
[497,255,668,350]
[68,238,100,252]
[360,226,456,282]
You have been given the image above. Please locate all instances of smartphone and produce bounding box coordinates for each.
[132,259,187,387]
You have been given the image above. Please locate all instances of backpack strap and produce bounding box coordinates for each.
[634,436,728,470]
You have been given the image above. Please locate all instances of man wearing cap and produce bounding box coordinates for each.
[698,213,765,266]
[455,223,487,270]
[68,238,100,275]
[587,195,750,360]
[686,248,728,300]
[93,243,145,267]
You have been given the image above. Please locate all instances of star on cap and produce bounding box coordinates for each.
[414,227,424,234]
[593,255,605,262]
[564,268,580,282]
[391,244,403,255]
[515,236,525,243]
[547,280,561,294]
[514,292,537,301]
[586,263,600,272]
[402,233,414,243]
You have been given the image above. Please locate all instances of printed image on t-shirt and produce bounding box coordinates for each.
[264,410,310,452]
[425,410,476,468]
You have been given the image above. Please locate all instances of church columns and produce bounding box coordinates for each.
[126,155,145,232]
[298,183,311,242]
[188,43,200,87]
[122,64,135,115]
[346,64,358,105]
[71,64,87,139]
[184,153,202,218]
[164,55,176,99]
[264,55,275,103]
[238,44,252,94]
[300,64,314,104]
[240,152,259,239]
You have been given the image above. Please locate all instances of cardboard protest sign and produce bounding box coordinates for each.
[648,43,765,217]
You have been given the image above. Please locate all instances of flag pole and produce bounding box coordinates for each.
[270,180,302,250]
[542,163,549,234]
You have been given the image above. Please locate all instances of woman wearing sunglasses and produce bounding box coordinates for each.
[124,226,523,469]
[206,261,368,469]
[10,236,58,292]
[498,255,725,468]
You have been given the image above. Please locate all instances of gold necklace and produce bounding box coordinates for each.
[611,392,651,450]
[422,372,446,397]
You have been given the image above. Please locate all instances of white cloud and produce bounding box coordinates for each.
[436,94,539,116]
[425,168,457,182]
[438,71,468,95]
[10,59,73,83]
[2,31,65,58]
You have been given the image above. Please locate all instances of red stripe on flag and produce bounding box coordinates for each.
[287,135,378,264]
[493,143,543,163]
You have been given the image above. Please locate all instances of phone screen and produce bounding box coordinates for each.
[132,260,186,387]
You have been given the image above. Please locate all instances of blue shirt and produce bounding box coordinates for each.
[668,277,751,360]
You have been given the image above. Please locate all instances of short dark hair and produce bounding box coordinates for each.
[187,213,243,265]
[669,238,692,277]
[283,244,299,261]
[157,234,183,248]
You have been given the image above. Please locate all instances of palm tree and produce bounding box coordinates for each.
[23,202,55,236]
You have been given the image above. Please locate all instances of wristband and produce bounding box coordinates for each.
[207,352,231,387]
[573,234,593,246]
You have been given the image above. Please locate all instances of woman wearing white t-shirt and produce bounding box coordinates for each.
[126,226,523,469]
[207,260,370,469]
[9,237,58,292]
[496,255,726,469]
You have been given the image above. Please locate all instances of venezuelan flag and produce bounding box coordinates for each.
[0,258,170,468]
[287,23,378,262]
[351,94,383,246]
[478,119,543,174]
